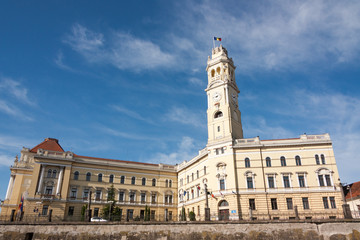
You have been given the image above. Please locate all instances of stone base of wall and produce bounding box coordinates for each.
[0,221,360,240]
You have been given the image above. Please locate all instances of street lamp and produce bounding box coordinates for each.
[108,201,114,221]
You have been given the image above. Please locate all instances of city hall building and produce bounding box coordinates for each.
[1,46,344,222]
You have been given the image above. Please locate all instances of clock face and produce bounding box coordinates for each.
[213,92,222,102]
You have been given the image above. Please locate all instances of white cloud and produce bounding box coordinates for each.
[165,106,205,128]
[146,136,201,165]
[0,100,33,121]
[111,105,155,124]
[0,154,14,167]
[64,24,175,71]
[175,0,360,71]
[54,50,78,72]
[0,77,34,106]
[188,77,204,86]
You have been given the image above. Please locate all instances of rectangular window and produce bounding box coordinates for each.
[152,194,156,204]
[283,176,290,188]
[141,192,146,203]
[298,175,305,188]
[247,177,253,189]
[268,176,275,188]
[220,179,225,190]
[150,210,155,220]
[197,186,200,197]
[42,205,49,215]
[45,186,53,195]
[318,175,325,186]
[94,208,99,217]
[286,198,293,210]
[249,199,256,210]
[119,191,124,202]
[191,189,194,199]
[180,179,183,187]
[204,166,206,175]
[330,197,336,209]
[323,197,329,209]
[302,197,309,209]
[68,206,74,216]
[83,189,89,199]
[95,190,101,201]
[70,188,77,199]
[129,192,135,203]
[271,198,278,210]
[169,211,173,221]
[120,176,125,184]
[325,175,332,186]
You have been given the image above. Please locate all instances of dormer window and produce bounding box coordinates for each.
[214,111,223,119]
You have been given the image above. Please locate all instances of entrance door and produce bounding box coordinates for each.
[219,209,229,220]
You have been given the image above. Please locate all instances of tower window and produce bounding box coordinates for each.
[211,69,215,77]
[217,126,220,132]
[216,67,220,75]
[245,158,250,168]
[214,111,223,119]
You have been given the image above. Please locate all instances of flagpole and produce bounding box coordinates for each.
[213,37,215,49]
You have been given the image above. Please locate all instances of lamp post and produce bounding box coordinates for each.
[108,201,113,221]
[204,183,210,221]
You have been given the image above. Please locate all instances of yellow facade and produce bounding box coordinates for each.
[1,46,344,222]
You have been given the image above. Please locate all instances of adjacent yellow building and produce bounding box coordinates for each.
[1,46,344,222]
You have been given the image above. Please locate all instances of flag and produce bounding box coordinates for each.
[184,191,187,196]
[219,191,224,196]
[214,37,222,41]
[232,191,237,195]
[191,189,194,193]
[18,195,24,212]
[197,185,200,190]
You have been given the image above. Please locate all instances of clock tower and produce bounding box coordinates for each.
[205,45,243,145]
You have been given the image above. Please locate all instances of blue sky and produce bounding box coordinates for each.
[0,0,360,200]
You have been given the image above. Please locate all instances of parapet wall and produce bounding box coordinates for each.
[1,221,360,240]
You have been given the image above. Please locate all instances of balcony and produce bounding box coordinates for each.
[41,194,55,200]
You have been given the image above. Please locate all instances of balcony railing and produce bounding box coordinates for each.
[41,194,55,200]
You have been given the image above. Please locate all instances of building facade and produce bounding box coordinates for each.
[344,181,360,218]
[1,46,344,222]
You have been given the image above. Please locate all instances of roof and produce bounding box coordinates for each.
[30,138,65,153]
[74,154,159,167]
[345,181,360,200]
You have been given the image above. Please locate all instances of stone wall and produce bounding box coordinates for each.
[0,220,360,240]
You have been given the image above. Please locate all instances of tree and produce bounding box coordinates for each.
[101,184,119,221]
[189,211,196,221]
[81,204,88,221]
[181,207,186,221]
[144,205,150,221]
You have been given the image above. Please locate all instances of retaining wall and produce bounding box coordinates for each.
[1,220,360,240]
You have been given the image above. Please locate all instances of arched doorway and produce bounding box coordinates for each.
[218,200,229,220]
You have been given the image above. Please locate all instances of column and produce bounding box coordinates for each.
[5,175,15,200]
[56,167,64,195]
[37,165,46,194]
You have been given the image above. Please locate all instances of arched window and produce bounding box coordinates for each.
[245,158,250,168]
[321,154,326,164]
[192,173,194,181]
[204,166,207,175]
[187,175,189,183]
[47,169,52,178]
[98,173,102,182]
[211,69,215,77]
[52,170,57,178]
[197,170,199,179]
[219,200,229,207]
[152,178,156,186]
[142,177,146,186]
[131,176,136,185]
[214,111,223,119]
[315,155,320,165]
[165,179,169,188]
[109,174,114,183]
[295,155,301,166]
[266,157,271,167]
[74,171,79,180]
[216,67,221,75]
[280,156,286,166]
[86,172,91,181]
[120,176,125,184]
[169,180,172,188]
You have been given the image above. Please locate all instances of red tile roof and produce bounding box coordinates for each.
[30,138,65,153]
[345,181,360,200]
